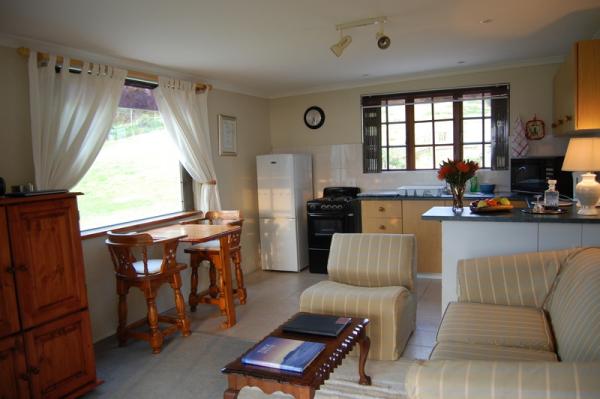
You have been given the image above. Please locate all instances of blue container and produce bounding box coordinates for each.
[479,183,496,194]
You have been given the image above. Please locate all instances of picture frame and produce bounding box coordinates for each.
[218,114,237,156]
[525,116,545,140]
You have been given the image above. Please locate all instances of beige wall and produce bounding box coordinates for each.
[0,46,34,187]
[0,45,272,342]
[270,63,569,153]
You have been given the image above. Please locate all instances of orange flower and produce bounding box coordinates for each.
[437,165,452,180]
[456,161,470,173]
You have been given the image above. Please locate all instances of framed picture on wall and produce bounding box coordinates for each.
[218,114,237,156]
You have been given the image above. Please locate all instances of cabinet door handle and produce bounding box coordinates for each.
[565,115,572,121]
[379,225,386,230]
[557,119,563,125]
[28,366,40,375]
[19,373,30,381]
[378,207,385,212]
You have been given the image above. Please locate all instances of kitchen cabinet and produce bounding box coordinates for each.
[361,200,403,233]
[0,193,98,398]
[553,39,600,135]
[402,200,443,274]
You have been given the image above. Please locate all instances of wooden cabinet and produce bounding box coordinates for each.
[361,200,403,233]
[402,200,443,274]
[553,39,600,135]
[0,194,97,398]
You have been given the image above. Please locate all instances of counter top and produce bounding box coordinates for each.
[422,206,600,224]
[358,190,520,201]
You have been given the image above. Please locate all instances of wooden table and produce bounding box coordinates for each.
[145,223,241,328]
[221,313,371,399]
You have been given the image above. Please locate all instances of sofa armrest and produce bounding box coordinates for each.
[457,249,572,307]
[406,360,600,399]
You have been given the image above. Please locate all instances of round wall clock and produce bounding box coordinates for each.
[304,106,325,129]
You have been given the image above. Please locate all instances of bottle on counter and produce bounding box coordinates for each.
[469,175,479,193]
[544,179,560,211]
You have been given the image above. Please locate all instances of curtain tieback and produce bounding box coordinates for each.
[205,180,217,185]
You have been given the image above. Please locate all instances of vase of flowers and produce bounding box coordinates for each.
[437,159,480,213]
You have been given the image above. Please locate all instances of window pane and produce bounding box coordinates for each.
[73,107,182,230]
[388,123,406,145]
[381,148,388,169]
[388,105,405,122]
[415,146,434,169]
[388,147,406,169]
[381,124,387,146]
[484,98,491,117]
[415,122,433,145]
[434,121,453,144]
[463,119,483,143]
[435,146,454,167]
[414,98,432,121]
[381,107,387,123]
[484,118,492,142]
[463,144,483,166]
[463,100,483,117]
[434,100,453,119]
[484,144,492,168]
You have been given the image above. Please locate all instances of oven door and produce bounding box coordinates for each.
[307,212,354,250]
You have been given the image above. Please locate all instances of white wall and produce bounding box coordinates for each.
[269,63,570,196]
[0,45,272,342]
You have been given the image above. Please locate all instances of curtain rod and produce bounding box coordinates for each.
[17,47,212,92]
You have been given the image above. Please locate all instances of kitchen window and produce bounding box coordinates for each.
[72,84,193,231]
[362,85,509,172]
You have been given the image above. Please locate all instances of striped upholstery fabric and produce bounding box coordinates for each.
[437,302,554,351]
[457,249,572,307]
[429,341,558,362]
[327,233,416,291]
[300,280,416,360]
[547,247,600,361]
[406,360,600,399]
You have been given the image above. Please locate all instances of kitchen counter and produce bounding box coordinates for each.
[357,190,521,201]
[422,206,600,224]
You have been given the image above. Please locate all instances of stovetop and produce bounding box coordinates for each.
[307,187,360,212]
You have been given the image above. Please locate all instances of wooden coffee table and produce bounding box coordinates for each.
[221,312,371,399]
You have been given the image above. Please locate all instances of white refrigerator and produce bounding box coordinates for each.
[257,154,313,272]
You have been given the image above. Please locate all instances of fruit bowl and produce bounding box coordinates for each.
[469,198,514,213]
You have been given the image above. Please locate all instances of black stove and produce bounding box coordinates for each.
[307,187,361,273]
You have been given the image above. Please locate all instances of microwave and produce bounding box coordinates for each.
[510,156,573,198]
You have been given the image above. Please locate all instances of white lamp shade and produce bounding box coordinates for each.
[562,137,600,172]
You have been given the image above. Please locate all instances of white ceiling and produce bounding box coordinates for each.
[1,0,599,98]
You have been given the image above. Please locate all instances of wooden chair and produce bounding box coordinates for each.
[106,231,191,354]
[182,210,247,312]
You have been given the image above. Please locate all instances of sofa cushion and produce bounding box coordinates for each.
[547,247,600,361]
[437,302,554,352]
[327,233,416,291]
[429,341,558,362]
[299,280,415,361]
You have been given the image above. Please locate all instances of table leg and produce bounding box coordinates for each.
[218,234,236,328]
[223,388,239,399]
[358,335,372,385]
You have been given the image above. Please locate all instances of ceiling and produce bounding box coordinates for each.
[1,0,599,98]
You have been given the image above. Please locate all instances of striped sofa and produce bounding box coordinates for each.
[406,247,600,399]
[299,233,417,360]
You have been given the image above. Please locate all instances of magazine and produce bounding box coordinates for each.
[241,336,326,373]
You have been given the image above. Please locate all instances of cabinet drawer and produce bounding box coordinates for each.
[362,201,403,218]
[362,217,403,233]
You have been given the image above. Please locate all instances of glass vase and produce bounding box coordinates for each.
[450,184,465,213]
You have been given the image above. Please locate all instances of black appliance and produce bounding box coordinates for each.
[511,156,573,199]
[307,187,360,274]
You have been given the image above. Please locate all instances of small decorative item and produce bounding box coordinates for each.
[525,115,545,140]
[304,106,325,129]
[437,159,480,213]
[218,114,237,156]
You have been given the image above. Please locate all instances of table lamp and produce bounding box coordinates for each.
[562,137,600,215]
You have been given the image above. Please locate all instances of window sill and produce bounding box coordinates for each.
[80,211,203,240]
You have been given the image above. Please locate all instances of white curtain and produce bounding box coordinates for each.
[154,77,221,212]
[28,51,126,190]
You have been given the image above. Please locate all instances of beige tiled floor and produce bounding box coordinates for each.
[184,269,441,359]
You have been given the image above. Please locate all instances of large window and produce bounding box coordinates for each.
[73,85,187,230]
[362,85,509,172]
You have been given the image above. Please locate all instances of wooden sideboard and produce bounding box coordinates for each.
[0,193,98,398]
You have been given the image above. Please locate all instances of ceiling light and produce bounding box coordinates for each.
[330,31,352,57]
[376,24,391,50]
[480,18,493,24]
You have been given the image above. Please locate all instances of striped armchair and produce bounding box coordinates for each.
[406,247,600,399]
[299,233,417,360]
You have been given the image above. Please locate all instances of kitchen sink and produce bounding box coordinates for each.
[397,185,446,197]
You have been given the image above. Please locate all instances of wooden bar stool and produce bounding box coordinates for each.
[182,210,247,312]
[106,231,191,354]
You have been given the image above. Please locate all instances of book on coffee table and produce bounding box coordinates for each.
[282,313,351,337]
[241,337,325,373]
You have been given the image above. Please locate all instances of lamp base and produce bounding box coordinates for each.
[575,173,600,216]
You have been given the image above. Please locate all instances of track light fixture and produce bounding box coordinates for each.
[330,16,389,57]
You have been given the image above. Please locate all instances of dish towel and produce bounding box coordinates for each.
[511,116,529,158]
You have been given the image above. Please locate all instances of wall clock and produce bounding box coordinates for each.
[304,106,325,129]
